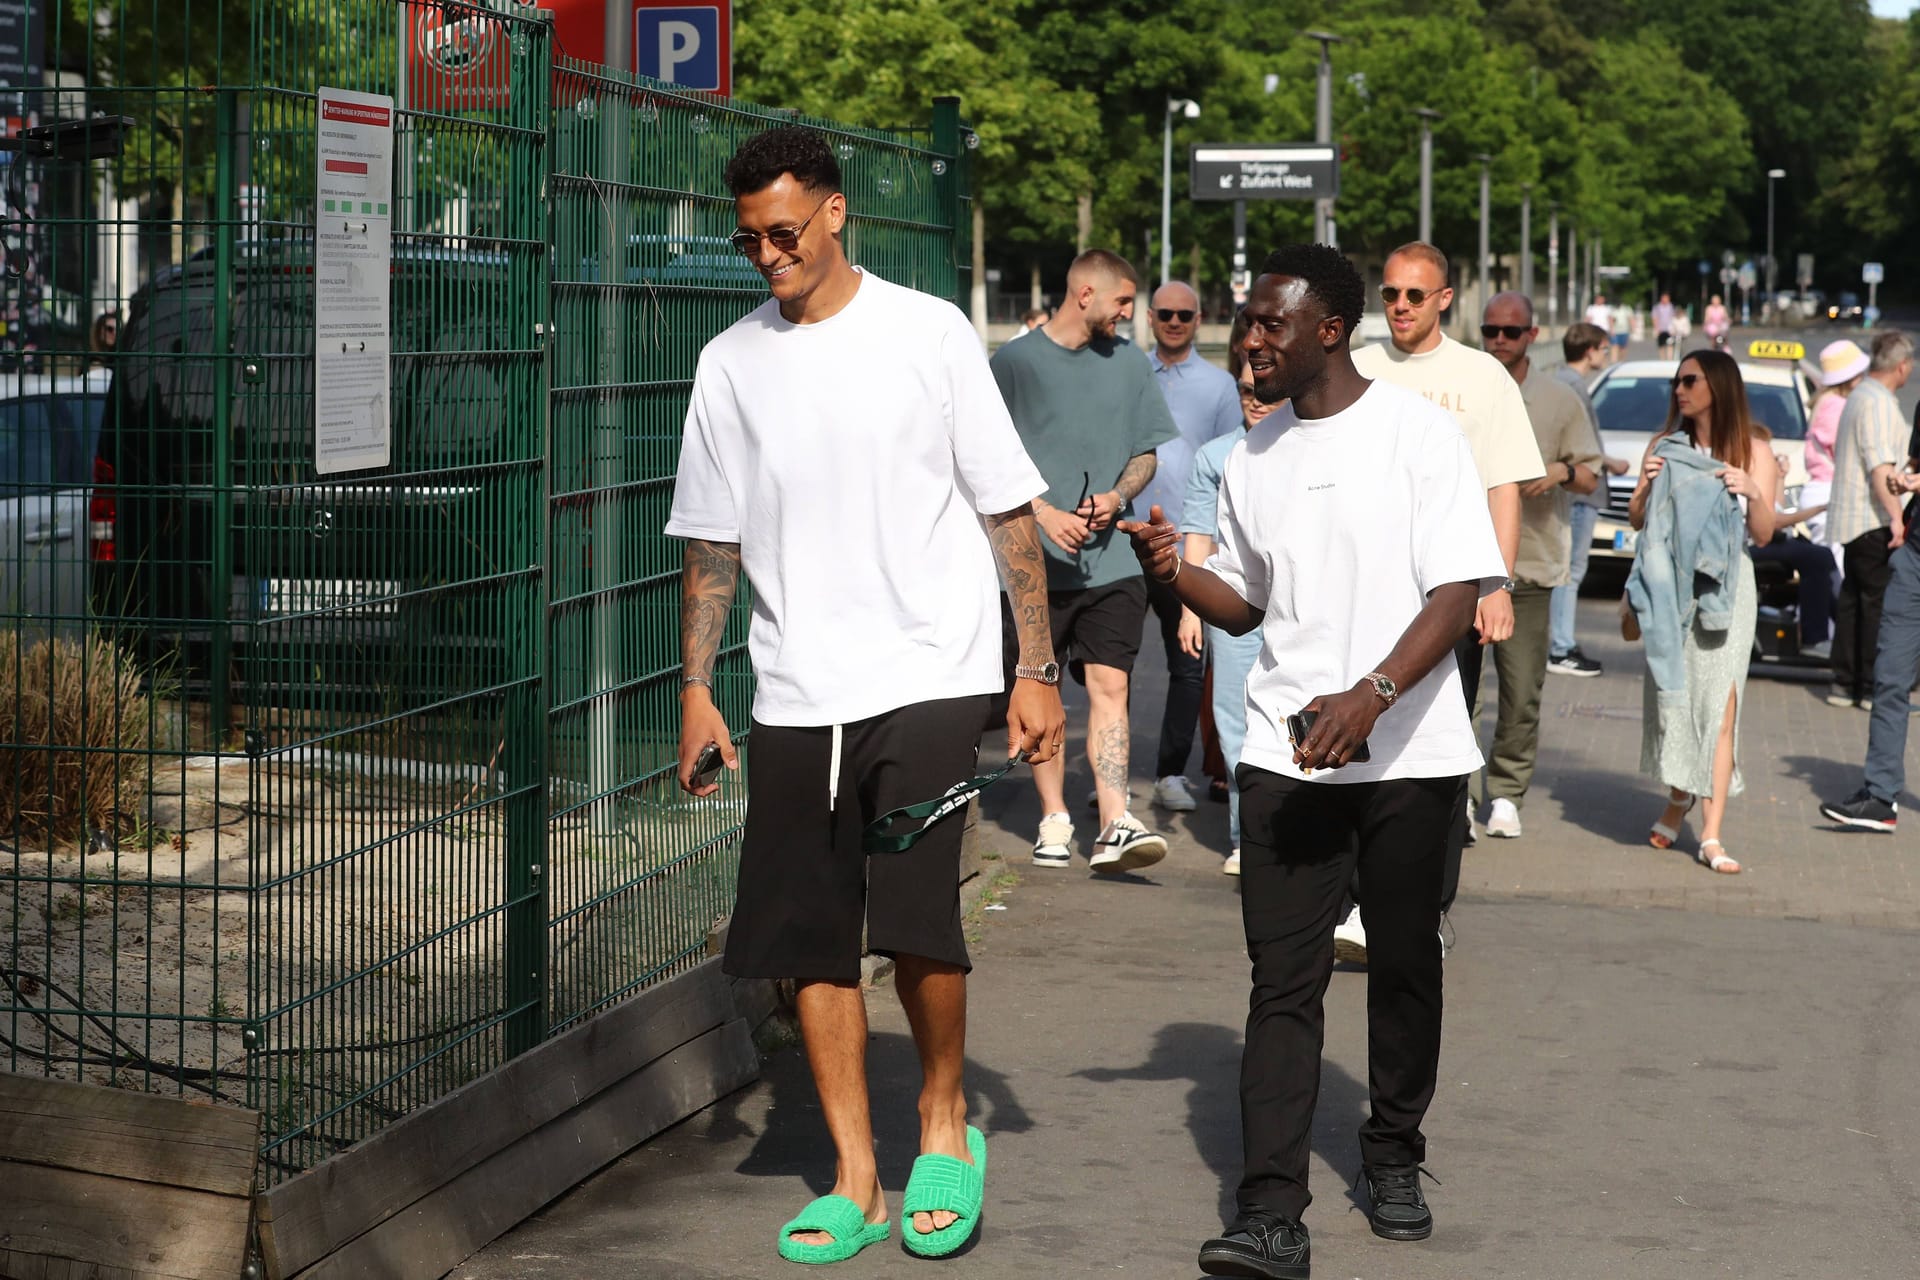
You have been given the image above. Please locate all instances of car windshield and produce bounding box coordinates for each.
[1592,375,1805,441]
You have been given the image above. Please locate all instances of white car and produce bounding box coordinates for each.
[1586,351,1816,561]
[0,368,112,639]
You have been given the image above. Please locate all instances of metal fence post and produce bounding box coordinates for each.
[211,90,238,744]
[931,97,966,310]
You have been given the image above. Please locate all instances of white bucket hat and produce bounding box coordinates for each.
[1820,339,1870,387]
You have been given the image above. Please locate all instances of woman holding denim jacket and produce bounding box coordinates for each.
[1628,350,1779,873]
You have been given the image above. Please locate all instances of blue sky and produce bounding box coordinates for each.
[1874,0,1915,14]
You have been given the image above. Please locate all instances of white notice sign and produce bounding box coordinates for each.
[314,88,395,475]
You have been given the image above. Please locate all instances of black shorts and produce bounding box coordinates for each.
[723,694,988,982]
[1000,577,1149,684]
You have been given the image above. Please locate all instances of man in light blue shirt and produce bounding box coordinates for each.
[1136,281,1242,812]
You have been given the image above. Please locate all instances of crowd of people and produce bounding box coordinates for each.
[662,124,1916,1280]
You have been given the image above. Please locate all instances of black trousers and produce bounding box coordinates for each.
[1834,528,1896,701]
[1146,575,1206,778]
[1236,766,1462,1222]
[1439,630,1484,913]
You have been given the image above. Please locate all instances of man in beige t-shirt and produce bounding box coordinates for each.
[1347,242,1544,946]
[1477,292,1601,841]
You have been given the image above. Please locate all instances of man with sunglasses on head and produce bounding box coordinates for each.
[1475,294,1602,840]
[1347,243,1542,955]
[991,250,1181,874]
[667,125,1066,1264]
[1134,281,1244,816]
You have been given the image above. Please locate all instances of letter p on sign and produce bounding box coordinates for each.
[634,4,728,93]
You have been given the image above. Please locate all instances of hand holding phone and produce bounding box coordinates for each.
[1286,708,1371,773]
[691,743,725,790]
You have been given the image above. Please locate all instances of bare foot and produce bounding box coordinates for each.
[911,1121,972,1236]
[790,1178,885,1248]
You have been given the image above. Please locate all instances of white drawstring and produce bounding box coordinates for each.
[828,723,843,811]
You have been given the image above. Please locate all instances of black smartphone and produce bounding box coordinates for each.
[1285,710,1371,765]
[691,743,725,788]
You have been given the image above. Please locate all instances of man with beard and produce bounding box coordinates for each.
[1123,243,1506,1278]
[992,249,1180,874]
[1476,293,1602,839]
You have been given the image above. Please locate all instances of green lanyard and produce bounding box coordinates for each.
[862,757,1021,854]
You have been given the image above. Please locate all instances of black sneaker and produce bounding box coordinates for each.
[1198,1212,1310,1279]
[1363,1164,1434,1241]
[1547,649,1603,677]
[1819,788,1899,833]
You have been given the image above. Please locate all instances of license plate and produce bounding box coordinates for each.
[1613,529,1638,552]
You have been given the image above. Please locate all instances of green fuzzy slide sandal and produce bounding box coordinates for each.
[776,1195,891,1265]
[900,1126,988,1258]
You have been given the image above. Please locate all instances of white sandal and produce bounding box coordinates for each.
[1649,792,1696,849]
[1696,838,1741,874]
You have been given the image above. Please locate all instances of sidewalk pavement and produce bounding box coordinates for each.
[459,597,1920,1278]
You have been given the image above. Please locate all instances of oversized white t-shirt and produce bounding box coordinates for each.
[1207,380,1508,784]
[1352,336,1545,490]
[664,270,1045,725]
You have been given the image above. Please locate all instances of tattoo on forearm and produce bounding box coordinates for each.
[987,506,1054,665]
[1115,452,1157,502]
[1092,717,1130,794]
[681,540,742,680]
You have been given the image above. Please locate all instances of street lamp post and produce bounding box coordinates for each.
[1162,96,1200,287]
[1519,182,1532,306]
[1415,108,1440,243]
[1304,30,1345,246]
[1477,154,1492,324]
[1765,167,1786,322]
[1547,201,1559,329]
[1566,223,1577,316]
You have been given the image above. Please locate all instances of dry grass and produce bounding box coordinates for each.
[1,631,155,844]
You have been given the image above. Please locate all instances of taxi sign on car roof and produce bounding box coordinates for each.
[1748,339,1805,361]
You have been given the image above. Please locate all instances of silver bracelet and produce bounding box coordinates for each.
[682,675,713,691]
[1166,558,1182,583]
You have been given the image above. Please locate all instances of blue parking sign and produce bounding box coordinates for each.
[636,6,724,92]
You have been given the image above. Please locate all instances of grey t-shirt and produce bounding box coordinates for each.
[990,329,1179,589]
[1553,364,1608,510]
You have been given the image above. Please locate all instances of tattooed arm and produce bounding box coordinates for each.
[678,539,742,795]
[1084,451,1159,530]
[986,505,1067,764]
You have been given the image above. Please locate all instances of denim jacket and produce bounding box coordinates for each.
[1624,433,1748,693]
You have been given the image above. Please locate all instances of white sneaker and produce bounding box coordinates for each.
[1032,812,1073,868]
[1485,797,1523,838]
[1153,774,1198,812]
[1223,848,1241,876]
[1088,812,1167,874]
[1333,905,1367,964]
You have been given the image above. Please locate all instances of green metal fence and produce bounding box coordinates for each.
[1,0,969,1185]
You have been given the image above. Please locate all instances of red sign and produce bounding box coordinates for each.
[408,0,733,110]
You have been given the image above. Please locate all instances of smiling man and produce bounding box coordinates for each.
[665,125,1065,1264]
[1123,244,1505,1279]
[1476,293,1601,840]
[1348,242,1542,951]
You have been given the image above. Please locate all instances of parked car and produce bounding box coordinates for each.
[90,238,526,708]
[0,369,111,640]
[1828,291,1864,324]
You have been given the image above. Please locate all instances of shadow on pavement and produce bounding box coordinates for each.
[1535,765,1667,844]
[1778,751,1869,806]
[1072,1020,1370,1227]
[725,1029,1033,1199]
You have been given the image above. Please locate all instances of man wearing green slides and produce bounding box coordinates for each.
[666,125,1064,1263]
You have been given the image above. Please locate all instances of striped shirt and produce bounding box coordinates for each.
[1827,377,1907,546]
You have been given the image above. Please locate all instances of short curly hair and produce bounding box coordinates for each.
[1258,243,1365,345]
[723,125,843,197]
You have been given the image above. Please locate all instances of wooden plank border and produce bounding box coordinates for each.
[257,957,759,1279]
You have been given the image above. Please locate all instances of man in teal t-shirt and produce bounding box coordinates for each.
[990,249,1179,875]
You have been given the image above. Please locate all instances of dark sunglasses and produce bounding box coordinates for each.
[1479,324,1530,341]
[729,192,836,256]
[1672,373,1703,390]
[1155,308,1196,323]
[1380,285,1443,306]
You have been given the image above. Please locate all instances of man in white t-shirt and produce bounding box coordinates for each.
[665,126,1064,1264]
[1123,243,1506,1278]
[1584,292,1613,333]
[1349,242,1543,949]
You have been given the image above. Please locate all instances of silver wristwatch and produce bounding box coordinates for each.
[1014,661,1061,685]
[1362,671,1398,707]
